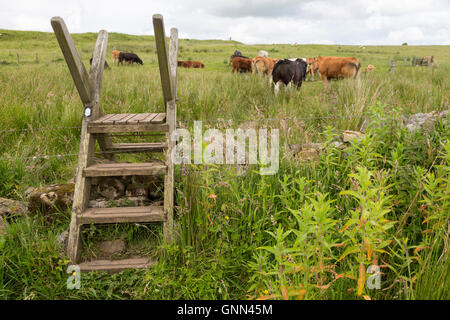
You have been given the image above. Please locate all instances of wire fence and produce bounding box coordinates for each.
[0,114,370,162]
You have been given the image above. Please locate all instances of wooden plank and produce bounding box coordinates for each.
[88,30,115,160]
[116,113,138,124]
[51,17,91,105]
[126,113,156,124]
[151,113,166,124]
[79,205,165,224]
[79,257,154,273]
[101,113,130,124]
[153,14,173,105]
[142,113,159,122]
[67,119,95,263]
[83,162,167,177]
[88,123,169,133]
[108,142,167,153]
[96,114,117,123]
[163,27,179,244]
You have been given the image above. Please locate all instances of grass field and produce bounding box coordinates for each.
[0,28,448,300]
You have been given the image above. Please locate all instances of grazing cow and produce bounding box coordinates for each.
[414,56,435,67]
[364,64,375,73]
[112,50,121,64]
[232,57,252,73]
[230,50,249,63]
[306,57,320,81]
[118,52,143,65]
[315,56,361,89]
[270,58,308,94]
[258,50,269,57]
[177,60,205,68]
[89,57,110,69]
[252,56,279,75]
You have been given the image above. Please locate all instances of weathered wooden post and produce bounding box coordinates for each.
[153,13,178,243]
[389,60,396,73]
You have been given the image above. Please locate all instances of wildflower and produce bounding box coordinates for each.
[225,215,229,220]
[263,290,269,295]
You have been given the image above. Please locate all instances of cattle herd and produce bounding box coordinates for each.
[106,49,435,94]
[229,49,363,93]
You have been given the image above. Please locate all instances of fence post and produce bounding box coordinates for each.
[389,60,396,73]
[35,53,39,63]
[17,53,19,64]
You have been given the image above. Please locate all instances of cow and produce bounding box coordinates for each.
[112,50,121,64]
[232,56,252,73]
[258,50,269,58]
[306,57,320,81]
[230,50,249,63]
[251,56,279,76]
[315,56,361,89]
[89,57,110,69]
[177,60,205,68]
[414,56,435,67]
[270,58,308,94]
[118,52,143,65]
[364,64,375,73]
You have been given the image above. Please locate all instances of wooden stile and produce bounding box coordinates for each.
[52,14,178,272]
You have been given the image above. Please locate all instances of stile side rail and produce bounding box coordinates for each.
[51,17,91,105]
[153,14,174,107]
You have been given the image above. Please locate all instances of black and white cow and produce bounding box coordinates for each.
[270,58,308,94]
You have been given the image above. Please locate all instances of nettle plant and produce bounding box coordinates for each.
[338,166,396,297]
[247,185,340,300]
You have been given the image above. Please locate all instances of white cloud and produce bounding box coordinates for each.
[0,0,449,44]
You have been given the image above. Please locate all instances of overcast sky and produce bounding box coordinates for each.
[1,0,449,45]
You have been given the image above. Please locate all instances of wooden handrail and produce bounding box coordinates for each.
[51,16,91,105]
[153,14,174,106]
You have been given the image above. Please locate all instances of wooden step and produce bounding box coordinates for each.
[107,142,167,153]
[79,257,154,273]
[89,113,168,133]
[83,162,166,177]
[78,205,165,224]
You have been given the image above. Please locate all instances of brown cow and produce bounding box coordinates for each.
[306,57,320,81]
[364,64,375,73]
[177,60,205,68]
[112,50,121,64]
[252,56,279,75]
[232,57,252,73]
[316,56,361,89]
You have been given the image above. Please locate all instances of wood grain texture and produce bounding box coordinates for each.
[51,17,91,104]
[79,257,154,272]
[108,142,167,153]
[163,27,179,243]
[79,206,165,224]
[88,29,115,160]
[83,162,167,177]
[153,14,173,105]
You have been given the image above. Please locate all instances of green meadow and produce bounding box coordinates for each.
[0,29,448,299]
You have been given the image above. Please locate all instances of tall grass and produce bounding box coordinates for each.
[0,30,448,299]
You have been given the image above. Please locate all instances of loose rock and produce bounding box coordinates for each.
[27,183,74,215]
[0,197,27,218]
